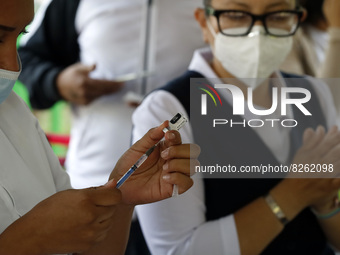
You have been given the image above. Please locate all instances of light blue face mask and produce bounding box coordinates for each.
[0,57,21,104]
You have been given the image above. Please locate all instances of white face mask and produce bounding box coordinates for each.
[208,23,293,88]
[0,58,21,104]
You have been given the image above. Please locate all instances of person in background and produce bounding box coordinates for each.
[18,0,205,253]
[281,0,340,122]
[18,0,205,189]
[132,0,340,254]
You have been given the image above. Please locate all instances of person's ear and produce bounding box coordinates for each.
[194,8,211,44]
[300,7,308,22]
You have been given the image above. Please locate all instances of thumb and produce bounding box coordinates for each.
[133,121,169,151]
[87,63,96,72]
[78,63,96,74]
[101,179,117,189]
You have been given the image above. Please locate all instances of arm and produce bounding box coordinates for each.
[132,91,340,255]
[0,205,134,255]
[313,200,340,251]
[319,215,340,251]
[0,182,122,255]
[235,126,340,255]
[18,0,80,109]
[78,205,135,255]
[0,119,197,254]
[18,0,123,108]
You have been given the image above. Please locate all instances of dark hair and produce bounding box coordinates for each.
[300,0,325,26]
[203,0,300,8]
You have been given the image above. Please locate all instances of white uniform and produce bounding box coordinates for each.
[0,92,71,238]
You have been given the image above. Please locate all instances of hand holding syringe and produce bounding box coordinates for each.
[116,113,188,197]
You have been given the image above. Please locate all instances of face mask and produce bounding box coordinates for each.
[208,23,293,88]
[0,58,21,104]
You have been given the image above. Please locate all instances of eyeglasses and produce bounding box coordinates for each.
[205,6,303,37]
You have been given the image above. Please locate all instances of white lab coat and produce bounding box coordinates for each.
[0,92,71,234]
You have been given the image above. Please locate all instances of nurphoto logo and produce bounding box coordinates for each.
[200,83,312,128]
[199,83,223,115]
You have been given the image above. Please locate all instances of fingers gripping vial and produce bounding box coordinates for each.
[162,113,188,197]
[116,113,188,192]
[163,113,188,133]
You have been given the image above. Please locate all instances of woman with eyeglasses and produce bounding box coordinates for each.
[132,0,340,254]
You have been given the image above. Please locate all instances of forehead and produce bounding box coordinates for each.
[0,0,34,28]
[211,0,296,10]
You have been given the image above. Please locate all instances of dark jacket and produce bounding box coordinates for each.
[18,0,80,109]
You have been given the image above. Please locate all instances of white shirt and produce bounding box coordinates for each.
[65,0,205,188]
[0,92,71,249]
[132,48,337,255]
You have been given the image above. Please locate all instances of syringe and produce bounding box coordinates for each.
[116,113,188,196]
[116,144,158,189]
